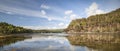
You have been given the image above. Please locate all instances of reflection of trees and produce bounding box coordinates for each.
[0,35,29,47]
[67,33,120,51]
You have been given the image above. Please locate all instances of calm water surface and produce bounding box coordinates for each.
[0,33,120,51]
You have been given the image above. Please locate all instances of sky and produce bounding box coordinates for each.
[0,0,120,30]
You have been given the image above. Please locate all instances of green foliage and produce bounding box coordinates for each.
[0,22,33,34]
[33,29,64,33]
[0,22,64,34]
[0,35,28,47]
[66,8,120,33]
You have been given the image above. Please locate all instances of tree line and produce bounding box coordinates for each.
[0,22,33,34]
[66,8,120,33]
[0,22,64,34]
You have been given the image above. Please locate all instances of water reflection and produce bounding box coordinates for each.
[0,34,84,51]
[0,33,120,51]
[0,35,27,47]
[67,33,120,51]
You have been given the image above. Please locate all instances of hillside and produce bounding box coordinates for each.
[0,22,64,34]
[0,22,32,34]
[33,29,64,33]
[66,8,120,33]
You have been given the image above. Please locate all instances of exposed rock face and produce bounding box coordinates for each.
[66,8,120,33]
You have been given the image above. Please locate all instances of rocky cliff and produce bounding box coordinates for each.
[66,8,120,33]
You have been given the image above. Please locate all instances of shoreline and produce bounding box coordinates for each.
[66,32,120,34]
[0,34,31,39]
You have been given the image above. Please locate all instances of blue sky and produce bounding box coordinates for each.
[0,0,120,30]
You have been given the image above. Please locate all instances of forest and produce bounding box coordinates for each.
[66,8,120,33]
[0,22,64,34]
[0,22,33,34]
[1,8,120,34]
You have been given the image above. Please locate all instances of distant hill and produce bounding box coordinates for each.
[66,8,120,33]
[33,29,64,33]
[0,22,64,34]
[0,22,32,34]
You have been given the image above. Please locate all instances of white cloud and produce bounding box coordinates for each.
[41,4,50,9]
[6,12,13,14]
[27,22,68,30]
[85,2,105,17]
[58,22,64,26]
[70,14,77,20]
[23,25,67,30]
[58,22,68,29]
[63,16,67,19]
[0,4,65,21]
[48,18,52,21]
[64,13,81,20]
[23,26,54,30]
[23,26,46,30]
[64,10,82,20]
[41,10,46,15]
[65,10,73,15]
